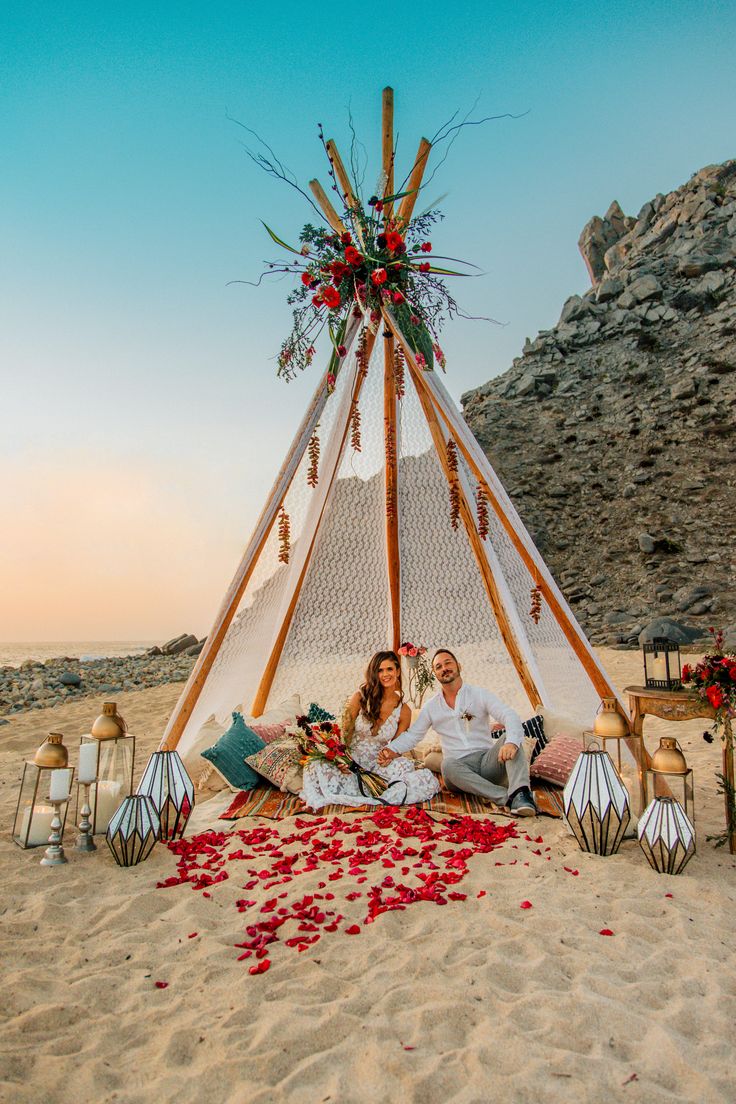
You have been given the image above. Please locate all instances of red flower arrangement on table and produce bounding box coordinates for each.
[681,628,736,741]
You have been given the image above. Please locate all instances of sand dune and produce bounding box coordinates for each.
[1,650,735,1104]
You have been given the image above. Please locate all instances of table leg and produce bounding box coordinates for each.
[723,719,735,855]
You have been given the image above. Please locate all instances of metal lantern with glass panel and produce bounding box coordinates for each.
[645,737,695,822]
[643,638,682,690]
[77,703,135,835]
[137,749,194,840]
[106,794,161,867]
[13,733,75,849]
[638,796,696,874]
[563,744,631,855]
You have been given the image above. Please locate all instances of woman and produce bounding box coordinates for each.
[300,650,441,810]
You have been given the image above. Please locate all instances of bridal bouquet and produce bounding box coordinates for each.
[295,717,389,799]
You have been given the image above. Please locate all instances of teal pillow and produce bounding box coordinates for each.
[307,701,335,723]
[201,712,266,791]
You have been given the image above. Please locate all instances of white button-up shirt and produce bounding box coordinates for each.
[388,683,524,760]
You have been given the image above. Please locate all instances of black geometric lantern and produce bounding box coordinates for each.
[637,796,695,875]
[643,638,681,691]
[106,794,161,867]
[563,746,631,856]
[136,750,194,840]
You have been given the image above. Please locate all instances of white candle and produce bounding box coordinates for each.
[49,768,72,802]
[650,651,668,682]
[92,780,123,831]
[78,742,98,784]
[20,804,55,846]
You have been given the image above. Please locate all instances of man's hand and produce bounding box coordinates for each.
[377,746,399,767]
[498,742,518,763]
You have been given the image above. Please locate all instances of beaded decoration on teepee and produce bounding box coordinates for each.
[446,438,460,530]
[476,486,489,540]
[307,430,320,487]
[529,584,543,624]
[278,507,291,564]
[350,401,362,452]
[385,421,396,520]
[393,346,406,400]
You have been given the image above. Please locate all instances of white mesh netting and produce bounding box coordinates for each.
[174,326,603,756]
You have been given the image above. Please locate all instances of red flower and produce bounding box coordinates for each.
[681,664,691,680]
[375,199,384,212]
[341,231,352,245]
[330,260,349,282]
[415,352,427,369]
[301,272,312,287]
[322,286,341,309]
[419,262,431,273]
[729,666,736,680]
[371,268,388,286]
[385,231,404,252]
[326,372,336,392]
[312,293,323,307]
[706,684,725,709]
[344,246,362,266]
[337,345,347,357]
[391,290,405,304]
[420,242,432,252]
[410,315,420,325]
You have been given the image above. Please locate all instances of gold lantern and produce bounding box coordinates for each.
[645,737,694,821]
[586,699,631,775]
[76,703,136,834]
[12,734,73,848]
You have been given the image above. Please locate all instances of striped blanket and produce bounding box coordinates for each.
[220,781,564,821]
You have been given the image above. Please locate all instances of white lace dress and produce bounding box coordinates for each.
[300,703,441,810]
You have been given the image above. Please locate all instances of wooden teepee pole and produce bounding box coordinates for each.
[383,330,401,652]
[308,179,347,235]
[250,328,378,716]
[396,138,431,227]
[408,356,543,710]
[381,306,621,707]
[382,87,395,220]
[160,315,362,751]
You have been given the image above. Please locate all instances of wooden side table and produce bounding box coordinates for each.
[624,685,735,853]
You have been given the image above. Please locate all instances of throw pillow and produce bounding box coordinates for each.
[180,714,228,785]
[307,702,336,723]
[530,735,583,787]
[244,693,302,728]
[250,722,288,744]
[201,713,266,792]
[245,739,303,793]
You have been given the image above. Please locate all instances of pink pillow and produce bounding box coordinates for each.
[530,735,582,787]
[250,722,288,744]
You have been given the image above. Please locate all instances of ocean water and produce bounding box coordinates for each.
[0,642,158,668]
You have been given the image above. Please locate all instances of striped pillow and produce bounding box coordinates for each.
[494,715,548,762]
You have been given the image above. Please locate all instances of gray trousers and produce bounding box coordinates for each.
[442,742,530,805]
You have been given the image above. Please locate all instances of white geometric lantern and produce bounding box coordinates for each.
[106,794,161,867]
[563,747,631,855]
[637,797,696,875]
[137,750,194,840]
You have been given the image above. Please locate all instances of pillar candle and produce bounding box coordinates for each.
[93,780,123,831]
[20,804,56,846]
[78,742,98,784]
[49,768,72,801]
[650,651,668,682]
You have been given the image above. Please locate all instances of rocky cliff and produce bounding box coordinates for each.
[462,161,736,646]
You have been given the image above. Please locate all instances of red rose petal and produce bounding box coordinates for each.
[476,891,486,898]
[599,929,614,936]
[249,959,271,974]
[345,925,361,935]
[665,893,673,899]
[188,932,198,939]
[520,901,533,909]
[155,981,169,989]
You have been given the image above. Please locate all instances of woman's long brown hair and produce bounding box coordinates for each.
[359,650,403,728]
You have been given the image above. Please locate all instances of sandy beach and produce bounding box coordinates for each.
[1,648,735,1104]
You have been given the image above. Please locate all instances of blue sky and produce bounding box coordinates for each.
[1,1,734,639]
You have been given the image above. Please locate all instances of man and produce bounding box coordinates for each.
[377,648,536,816]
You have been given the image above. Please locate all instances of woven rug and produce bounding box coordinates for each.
[220,781,564,821]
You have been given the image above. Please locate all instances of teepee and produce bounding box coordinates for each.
[162,88,627,761]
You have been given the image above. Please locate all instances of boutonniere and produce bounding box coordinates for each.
[460,710,474,733]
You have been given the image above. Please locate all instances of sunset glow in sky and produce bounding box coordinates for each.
[2,1,734,641]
